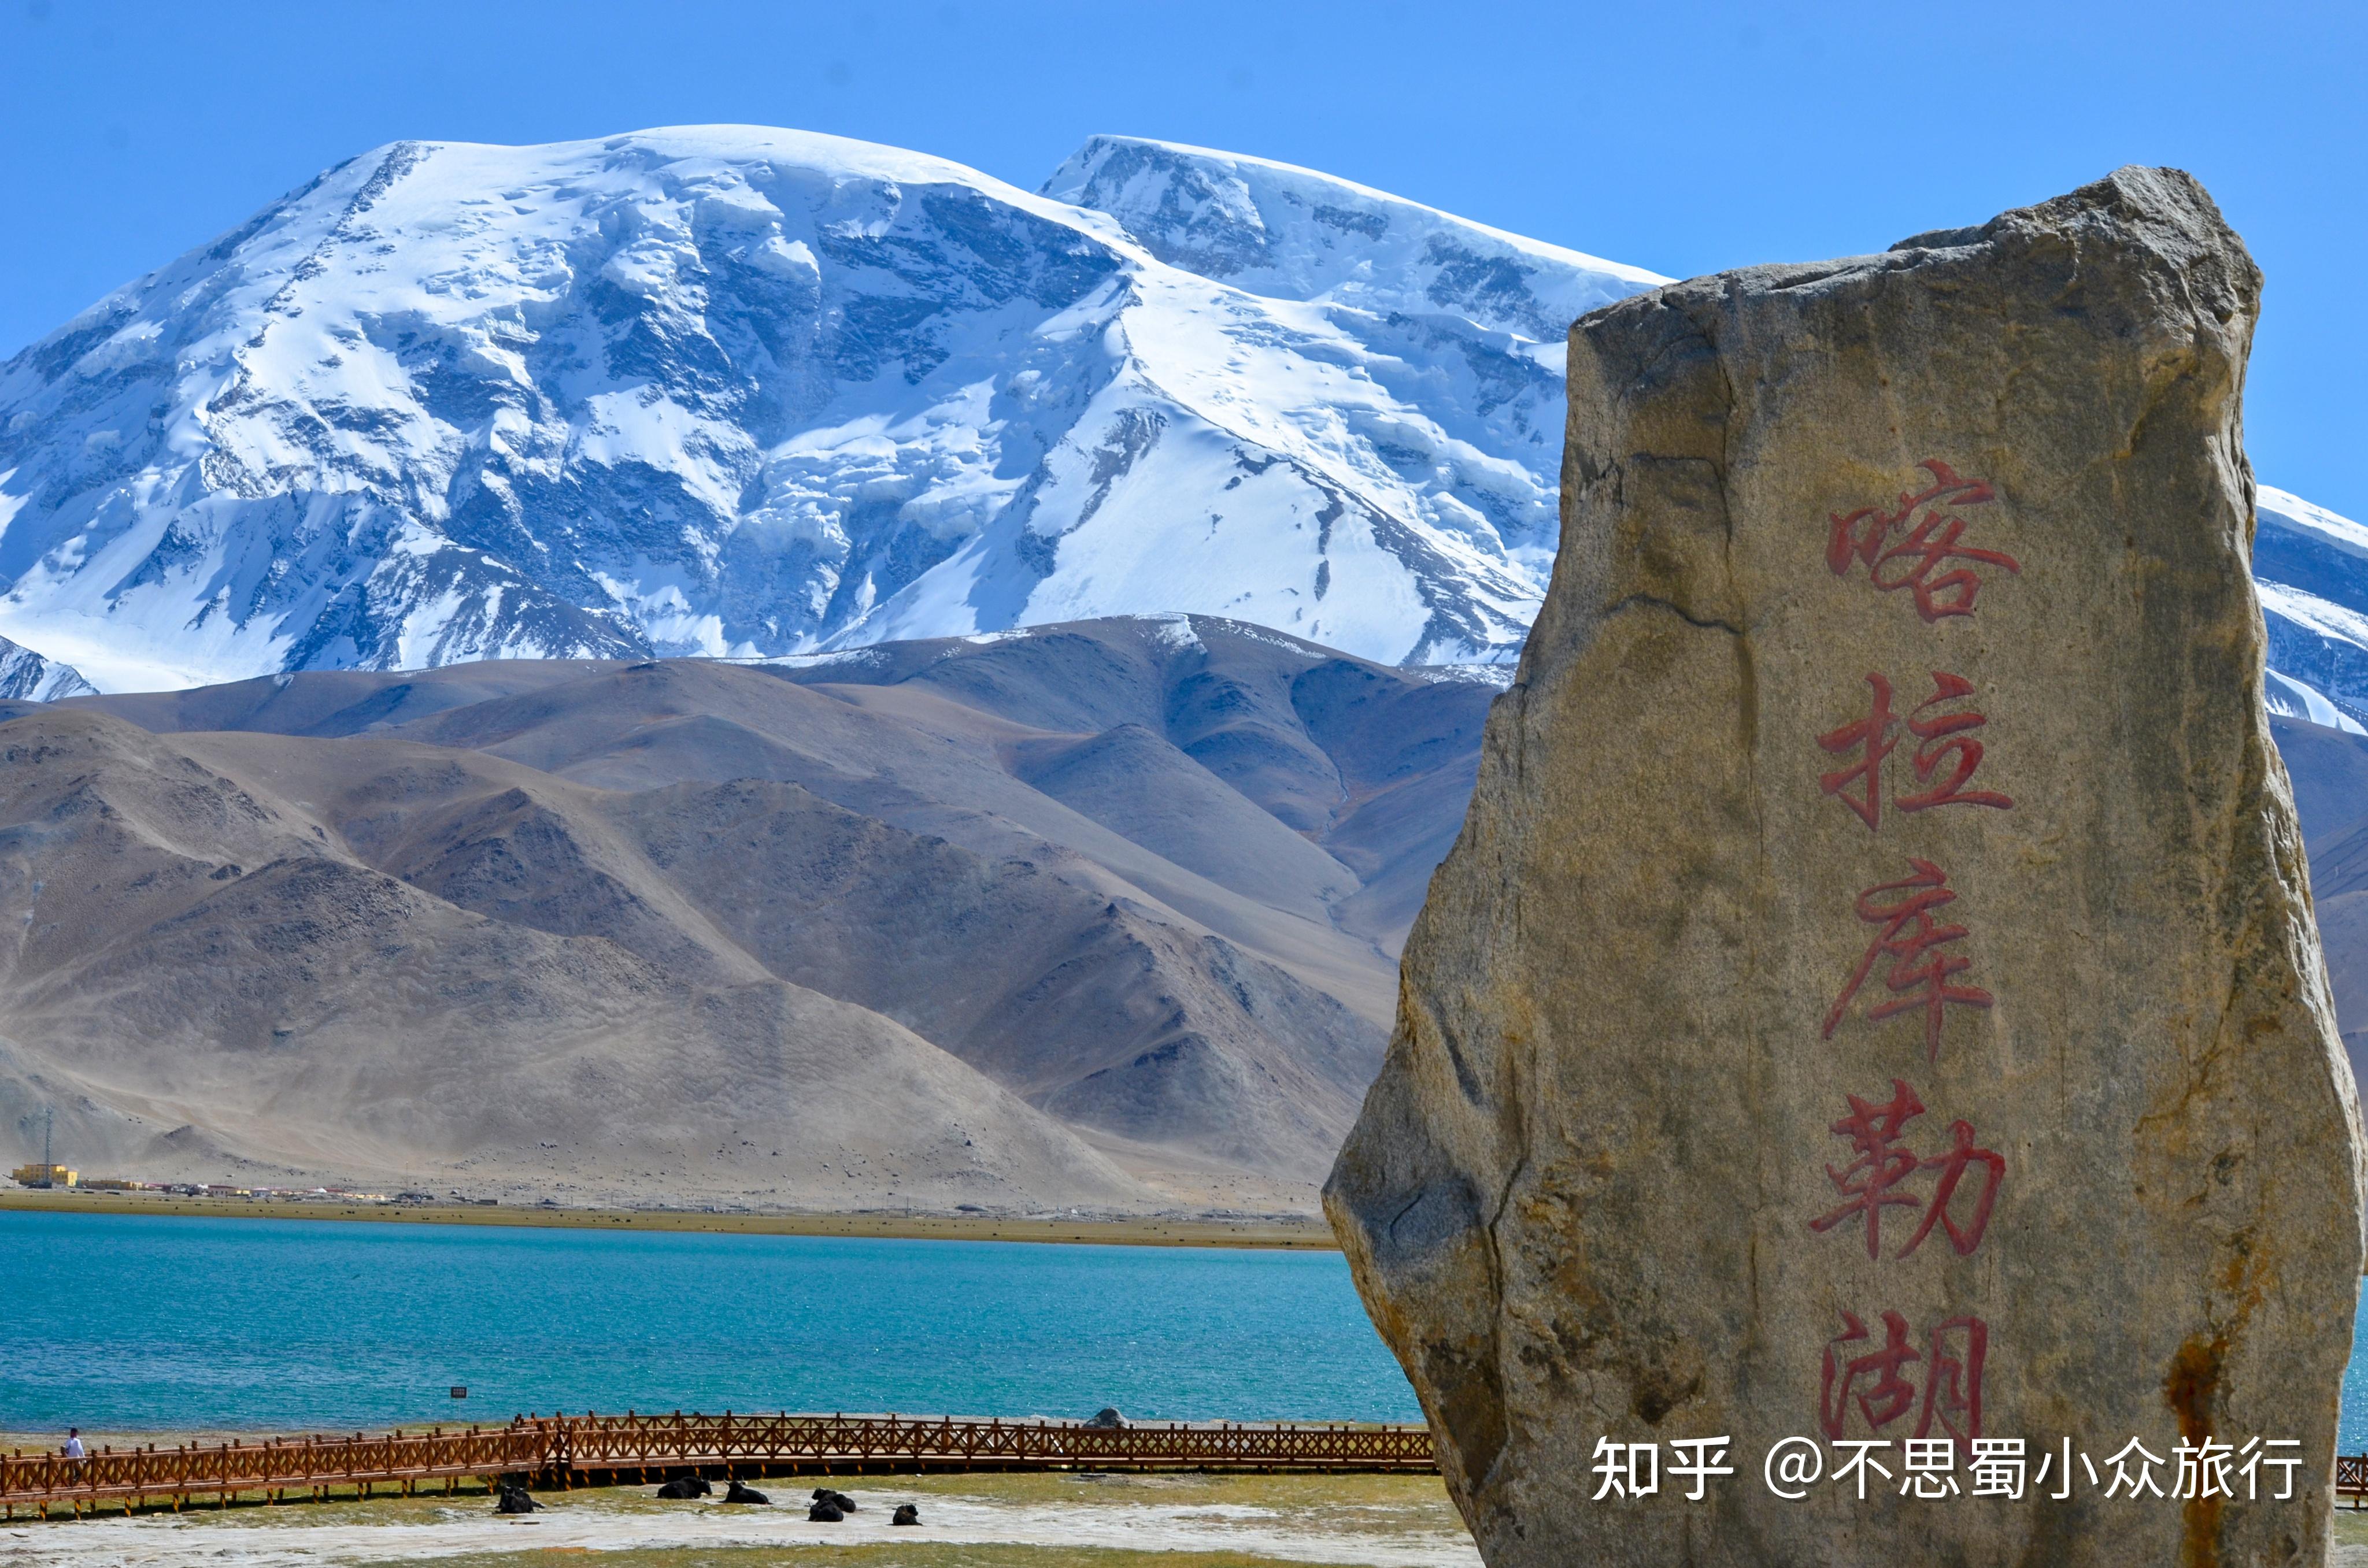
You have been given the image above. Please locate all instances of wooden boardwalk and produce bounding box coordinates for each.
[0,1411,1437,1518]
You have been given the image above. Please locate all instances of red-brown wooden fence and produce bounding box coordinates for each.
[0,1410,1437,1518]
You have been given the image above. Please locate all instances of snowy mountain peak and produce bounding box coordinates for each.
[1045,135,1666,342]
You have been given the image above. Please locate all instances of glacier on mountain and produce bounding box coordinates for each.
[0,123,2355,716]
[0,127,1657,691]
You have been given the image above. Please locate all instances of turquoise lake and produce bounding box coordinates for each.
[0,1211,1420,1433]
[12,1209,2368,1452]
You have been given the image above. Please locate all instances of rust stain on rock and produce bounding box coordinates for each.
[2167,1332,2228,1568]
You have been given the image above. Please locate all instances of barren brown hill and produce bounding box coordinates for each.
[10,616,2350,1216]
[2273,712,2368,1091]
[0,617,1496,1213]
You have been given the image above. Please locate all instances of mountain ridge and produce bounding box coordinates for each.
[0,125,1650,692]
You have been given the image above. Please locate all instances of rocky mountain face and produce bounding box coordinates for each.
[0,632,93,700]
[2256,485,2368,730]
[0,616,1493,1209]
[2276,709,2368,1098]
[0,128,1659,694]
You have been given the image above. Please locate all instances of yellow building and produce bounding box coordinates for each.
[10,1163,77,1188]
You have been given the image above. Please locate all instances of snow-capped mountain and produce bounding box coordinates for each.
[0,127,1657,692]
[0,123,2355,714]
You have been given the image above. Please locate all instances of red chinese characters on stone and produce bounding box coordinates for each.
[1806,1079,2004,1259]
[1917,1316,1989,1447]
[1819,1310,1989,1446]
[1905,1117,2008,1258]
[1817,672,2014,831]
[1821,1310,1921,1438]
[1816,674,1899,831]
[1806,1080,1921,1257]
[1899,673,2012,814]
[1822,859,1995,1060]
[1827,460,2020,621]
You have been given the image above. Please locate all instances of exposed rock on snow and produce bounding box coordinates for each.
[0,632,96,700]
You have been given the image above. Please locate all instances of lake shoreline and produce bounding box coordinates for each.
[0,1189,1338,1249]
[0,1470,1482,1568]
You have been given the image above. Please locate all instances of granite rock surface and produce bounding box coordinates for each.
[1327,167,2368,1566]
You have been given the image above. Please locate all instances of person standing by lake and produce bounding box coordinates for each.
[61,1428,84,1462]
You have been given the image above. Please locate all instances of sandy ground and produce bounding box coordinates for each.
[14,1464,2365,1561]
[2337,1507,2368,1563]
[0,1190,1338,1249]
[0,1471,1477,1568]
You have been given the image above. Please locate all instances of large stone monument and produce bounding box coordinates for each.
[1327,168,2368,1565]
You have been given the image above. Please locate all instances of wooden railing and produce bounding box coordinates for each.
[0,1411,1436,1517]
[1,1425,544,1517]
[2340,1452,2367,1503]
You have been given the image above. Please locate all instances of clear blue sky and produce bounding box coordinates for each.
[4,0,2360,517]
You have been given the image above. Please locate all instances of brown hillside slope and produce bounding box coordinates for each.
[0,617,1497,1211]
[0,625,2362,1212]
[0,709,1147,1210]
